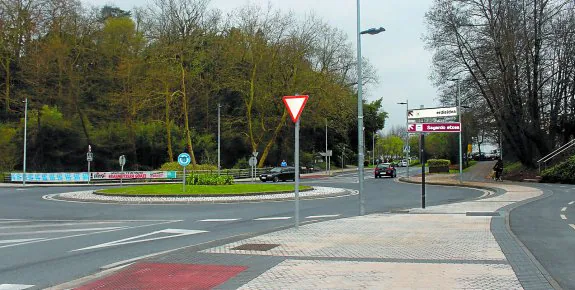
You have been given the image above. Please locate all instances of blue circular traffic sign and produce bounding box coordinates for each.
[178,153,191,167]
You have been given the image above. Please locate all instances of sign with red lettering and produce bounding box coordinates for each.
[91,171,177,180]
[408,122,461,133]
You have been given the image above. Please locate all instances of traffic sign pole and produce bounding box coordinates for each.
[295,119,300,228]
[421,134,426,209]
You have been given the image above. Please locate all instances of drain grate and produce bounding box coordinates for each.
[466,212,500,217]
[232,243,280,251]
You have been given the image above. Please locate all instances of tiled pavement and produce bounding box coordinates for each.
[66,178,557,290]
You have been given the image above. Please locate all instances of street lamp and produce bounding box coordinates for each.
[22,98,28,187]
[449,78,463,183]
[397,100,409,179]
[357,0,385,216]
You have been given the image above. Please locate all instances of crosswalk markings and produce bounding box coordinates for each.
[0,285,34,290]
[571,224,575,230]
[561,215,567,220]
[569,201,574,205]
[562,207,567,212]
[71,229,207,252]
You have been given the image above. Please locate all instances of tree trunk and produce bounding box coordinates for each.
[165,85,173,162]
[181,61,196,165]
[258,109,289,168]
[4,58,10,115]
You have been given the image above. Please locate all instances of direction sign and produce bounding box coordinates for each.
[408,107,458,119]
[408,122,461,133]
[87,152,93,162]
[249,156,257,167]
[119,155,126,167]
[282,95,309,123]
[177,153,191,167]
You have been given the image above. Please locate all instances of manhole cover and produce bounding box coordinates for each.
[466,212,500,216]
[232,243,280,251]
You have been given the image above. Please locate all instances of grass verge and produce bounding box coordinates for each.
[97,184,312,196]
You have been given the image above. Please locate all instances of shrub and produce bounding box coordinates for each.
[427,159,451,167]
[187,174,234,185]
[541,155,575,184]
[158,161,217,171]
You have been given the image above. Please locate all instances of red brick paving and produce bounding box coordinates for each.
[75,262,247,290]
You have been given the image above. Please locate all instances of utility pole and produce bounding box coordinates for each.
[22,98,28,186]
[218,103,221,175]
[325,119,328,175]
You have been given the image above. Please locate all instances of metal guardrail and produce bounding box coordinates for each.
[537,139,575,173]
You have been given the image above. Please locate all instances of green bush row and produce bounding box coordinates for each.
[541,155,575,184]
[159,161,217,171]
[427,159,451,167]
[187,174,234,185]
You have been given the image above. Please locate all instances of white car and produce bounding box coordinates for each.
[398,160,409,167]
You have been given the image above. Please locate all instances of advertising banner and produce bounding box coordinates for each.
[11,172,90,182]
[90,171,177,180]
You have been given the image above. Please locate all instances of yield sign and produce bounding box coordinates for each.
[283,95,309,123]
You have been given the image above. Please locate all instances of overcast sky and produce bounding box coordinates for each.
[84,0,439,133]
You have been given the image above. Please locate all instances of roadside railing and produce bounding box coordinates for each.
[537,139,575,173]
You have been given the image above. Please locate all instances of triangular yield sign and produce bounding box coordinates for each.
[283,95,309,123]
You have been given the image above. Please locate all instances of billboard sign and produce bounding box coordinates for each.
[11,172,90,183]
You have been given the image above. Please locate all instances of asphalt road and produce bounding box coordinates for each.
[0,168,484,289]
[509,183,575,290]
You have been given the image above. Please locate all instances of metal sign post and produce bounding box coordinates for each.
[421,134,426,209]
[87,145,93,185]
[249,156,257,182]
[119,155,126,185]
[178,153,191,192]
[282,95,309,229]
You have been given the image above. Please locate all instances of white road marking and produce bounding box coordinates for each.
[0,227,125,236]
[198,219,240,222]
[71,228,207,252]
[569,201,574,205]
[571,224,575,230]
[0,239,42,244]
[0,220,181,249]
[254,217,292,221]
[305,214,341,219]
[0,285,34,290]
[562,207,567,212]
[561,215,567,220]
[0,221,129,230]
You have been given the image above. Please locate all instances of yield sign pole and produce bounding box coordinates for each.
[283,95,309,228]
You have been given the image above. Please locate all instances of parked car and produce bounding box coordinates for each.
[374,163,397,178]
[260,167,296,182]
[398,160,409,167]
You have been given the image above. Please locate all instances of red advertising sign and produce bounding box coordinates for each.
[408,122,461,133]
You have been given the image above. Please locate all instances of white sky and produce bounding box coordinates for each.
[84,0,440,133]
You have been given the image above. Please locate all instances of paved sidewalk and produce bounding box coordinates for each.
[56,172,556,289]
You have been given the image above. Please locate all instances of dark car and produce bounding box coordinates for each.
[260,167,296,182]
[374,163,397,178]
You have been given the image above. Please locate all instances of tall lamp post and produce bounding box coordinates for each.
[22,98,28,186]
[450,78,463,183]
[397,100,409,178]
[357,0,385,216]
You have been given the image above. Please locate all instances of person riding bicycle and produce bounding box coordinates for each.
[493,158,504,181]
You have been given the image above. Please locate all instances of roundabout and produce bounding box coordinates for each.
[43,186,357,204]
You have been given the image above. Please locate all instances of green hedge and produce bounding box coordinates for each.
[427,159,451,167]
[187,174,234,185]
[158,162,217,171]
[541,155,575,184]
